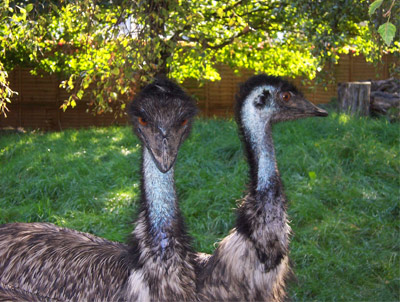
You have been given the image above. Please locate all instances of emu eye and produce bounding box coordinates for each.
[281,92,291,102]
[181,119,188,126]
[138,117,148,126]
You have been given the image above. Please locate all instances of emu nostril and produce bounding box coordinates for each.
[159,126,168,137]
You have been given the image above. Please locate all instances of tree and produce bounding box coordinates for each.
[0,0,399,116]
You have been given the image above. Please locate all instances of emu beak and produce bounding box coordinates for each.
[298,97,328,117]
[288,97,329,119]
[273,97,328,123]
[144,129,181,173]
[150,138,177,173]
[312,105,329,117]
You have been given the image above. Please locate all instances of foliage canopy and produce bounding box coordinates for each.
[0,0,399,115]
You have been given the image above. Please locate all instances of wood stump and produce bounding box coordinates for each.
[338,82,371,116]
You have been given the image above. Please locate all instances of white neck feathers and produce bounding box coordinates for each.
[143,148,176,231]
[241,85,277,192]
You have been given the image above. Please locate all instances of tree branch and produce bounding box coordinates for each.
[184,26,252,50]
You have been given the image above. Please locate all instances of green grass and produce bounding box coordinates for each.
[0,112,398,301]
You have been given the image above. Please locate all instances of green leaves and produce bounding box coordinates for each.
[25,3,33,13]
[369,0,398,46]
[368,0,383,16]
[378,22,396,46]
[111,68,119,76]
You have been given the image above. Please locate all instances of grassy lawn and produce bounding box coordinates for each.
[0,111,398,301]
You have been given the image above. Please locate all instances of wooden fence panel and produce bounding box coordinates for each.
[0,54,397,130]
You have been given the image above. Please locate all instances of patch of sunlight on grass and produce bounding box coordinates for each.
[48,132,62,140]
[338,113,351,124]
[362,189,379,201]
[53,216,67,226]
[121,144,139,156]
[121,147,131,156]
[73,149,87,157]
[112,135,122,142]
[103,189,138,214]
[69,131,79,142]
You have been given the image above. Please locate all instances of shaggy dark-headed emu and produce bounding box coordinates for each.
[0,79,198,302]
[196,75,328,302]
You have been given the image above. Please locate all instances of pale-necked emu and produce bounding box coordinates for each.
[196,75,328,302]
[0,78,198,302]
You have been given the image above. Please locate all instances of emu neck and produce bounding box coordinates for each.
[246,122,279,196]
[255,126,277,193]
[142,148,177,246]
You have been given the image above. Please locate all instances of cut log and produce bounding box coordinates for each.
[369,78,400,121]
[338,82,371,116]
[371,78,400,94]
[370,91,400,113]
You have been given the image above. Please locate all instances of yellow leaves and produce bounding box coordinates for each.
[60,99,75,112]
[82,77,91,89]
[76,89,84,100]
[60,103,68,111]
[217,8,224,18]
[106,16,118,24]
[67,76,74,90]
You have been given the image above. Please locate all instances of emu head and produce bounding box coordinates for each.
[235,74,328,139]
[129,78,197,173]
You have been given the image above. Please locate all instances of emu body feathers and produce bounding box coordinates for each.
[0,223,130,301]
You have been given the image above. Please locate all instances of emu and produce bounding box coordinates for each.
[0,78,198,302]
[196,75,328,301]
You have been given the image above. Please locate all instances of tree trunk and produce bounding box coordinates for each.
[155,48,171,78]
[145,0,171,79]
[338,82,371,116]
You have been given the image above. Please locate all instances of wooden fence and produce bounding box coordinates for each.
[191,53,397,117]
[0,53,397,130]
